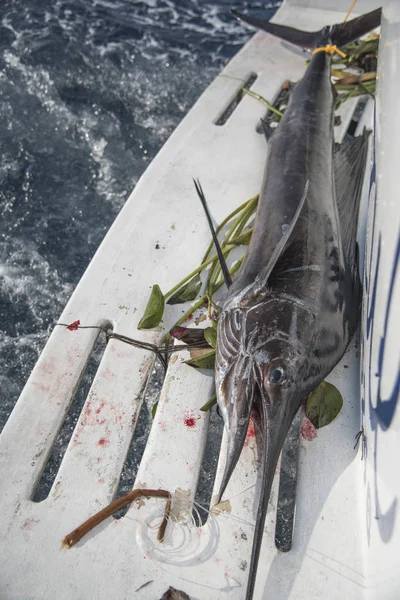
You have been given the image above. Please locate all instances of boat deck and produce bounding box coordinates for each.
[1,1,397,599]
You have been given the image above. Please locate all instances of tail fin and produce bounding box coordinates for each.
[330,8,381,47]
[232,7,381,50]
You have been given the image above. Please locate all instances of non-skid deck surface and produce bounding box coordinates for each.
[0,3,377,599]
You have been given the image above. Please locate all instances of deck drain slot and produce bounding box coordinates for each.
[113,361,164,519]
[256,80,293,134]
[32,328,109,502]
[345,96,369,138]
[214,72,258,126]
[192,404,224,526]
[274,413,301,552]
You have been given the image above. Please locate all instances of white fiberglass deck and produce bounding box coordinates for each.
[1,1,399,599]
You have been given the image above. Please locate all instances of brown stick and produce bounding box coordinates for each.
[336,71,376,85]
[62,489,171,548]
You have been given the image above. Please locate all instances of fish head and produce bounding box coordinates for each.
[215,306,255,501]
[245,298,315,427]
[215,296,316,502]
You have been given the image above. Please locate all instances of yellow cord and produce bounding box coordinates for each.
[344,0,358,23]
[312,0,359,59]
[312,44,347,58]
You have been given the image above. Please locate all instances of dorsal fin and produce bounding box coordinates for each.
[334,130,370,267]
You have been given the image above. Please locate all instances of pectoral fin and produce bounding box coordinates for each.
[237,180,309,305]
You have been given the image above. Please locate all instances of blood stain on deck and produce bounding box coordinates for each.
[98,438,110,447]
[184,413,199,429]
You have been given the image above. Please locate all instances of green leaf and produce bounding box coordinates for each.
[151,401,159,419]
[200,394,217,412]
[184,349,216,369]
[167,274,202,305]
[204,327,217,348]
[137,284,165,329]
[306,381,343,429]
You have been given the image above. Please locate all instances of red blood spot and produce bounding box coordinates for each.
[184,411,200,429]
[95,402,105,415]
[67,319,80,331]
[244,420,256,447]
[301,417,318,441]
[344,364,349,369]
[98,438,109,447]
[184,415,196,428]
[98,478,105,484]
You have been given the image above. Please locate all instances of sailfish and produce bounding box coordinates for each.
[196,6,381,599]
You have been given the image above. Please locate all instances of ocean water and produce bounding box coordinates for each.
[0,0,280,432]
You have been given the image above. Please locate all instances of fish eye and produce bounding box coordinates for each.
[268,366,286,384]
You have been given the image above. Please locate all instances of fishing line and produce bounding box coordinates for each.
[312,0,360,59]
[193,498,257,530]
[344,0,358,23]
[56,321,213,373]
[133,489,260,552]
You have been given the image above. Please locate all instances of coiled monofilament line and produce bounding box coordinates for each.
[135,491,259,567]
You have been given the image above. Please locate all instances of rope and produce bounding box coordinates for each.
[312,44,347,58]
[344,0,358,23]
[312,0,359,59]
[56,322,212,372]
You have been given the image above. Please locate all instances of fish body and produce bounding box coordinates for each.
[214,8,381,600]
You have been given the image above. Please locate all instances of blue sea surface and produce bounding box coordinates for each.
[0,0,279,430]
[0,7,282,516]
